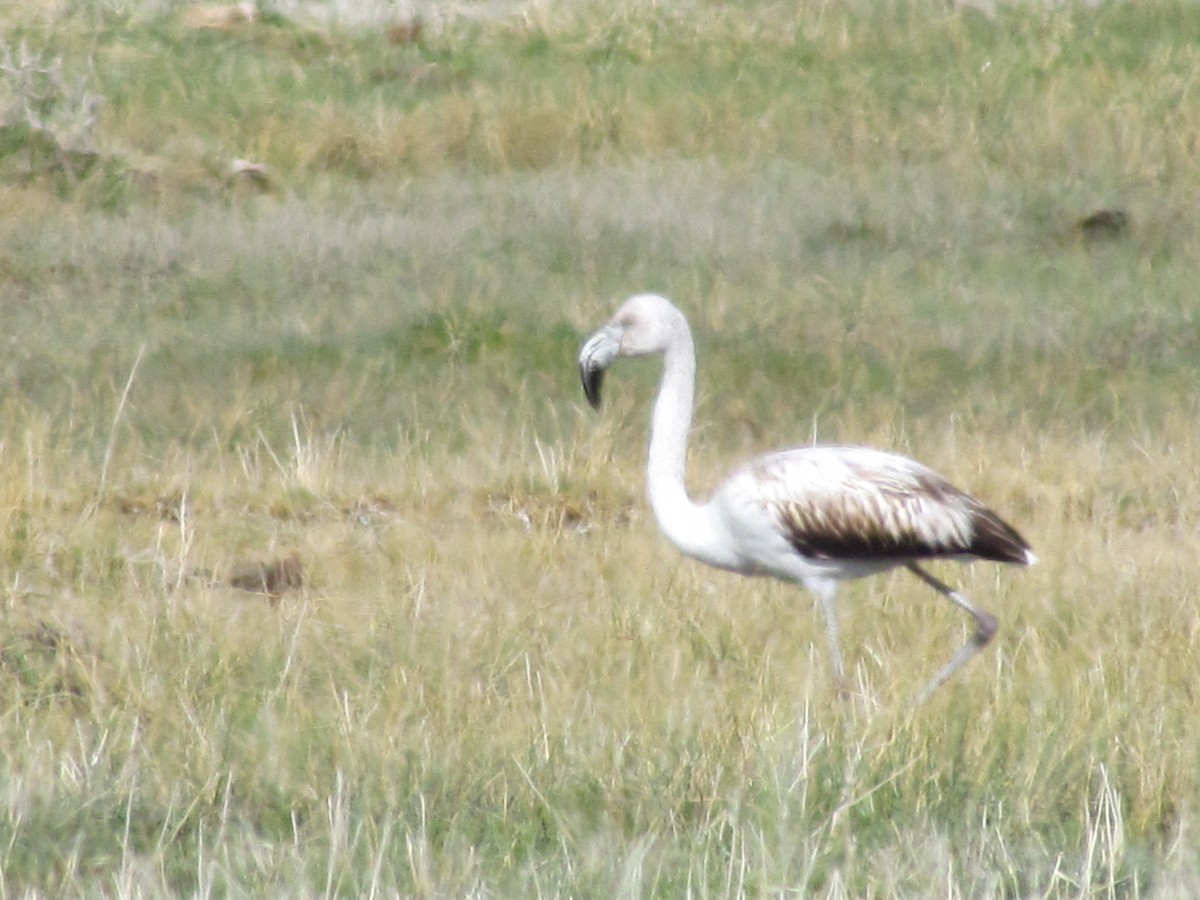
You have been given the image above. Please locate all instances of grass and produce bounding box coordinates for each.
[2,0,1200,895]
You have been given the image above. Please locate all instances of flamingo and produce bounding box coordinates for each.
[578,293,1035,701]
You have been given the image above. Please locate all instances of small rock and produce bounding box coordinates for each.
[229,553,304,603]
[1076,208,1130,239]
[387,19,424,45]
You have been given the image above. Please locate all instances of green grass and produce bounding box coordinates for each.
[3,0,1200,895]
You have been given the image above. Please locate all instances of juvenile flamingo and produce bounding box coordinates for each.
[578,293,1035,701]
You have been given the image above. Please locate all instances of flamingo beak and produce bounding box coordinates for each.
[578,324,621,409]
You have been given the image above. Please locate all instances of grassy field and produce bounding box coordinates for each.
[2,0,1200,895]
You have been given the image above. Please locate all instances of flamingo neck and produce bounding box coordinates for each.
[645,327,735,568]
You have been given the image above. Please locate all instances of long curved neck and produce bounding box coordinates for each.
[647,333,697,516]
[646,325,732,567]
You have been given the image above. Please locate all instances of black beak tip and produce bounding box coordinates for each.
[580,364,604,409]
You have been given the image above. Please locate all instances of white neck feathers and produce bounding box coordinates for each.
[644,319,738,570]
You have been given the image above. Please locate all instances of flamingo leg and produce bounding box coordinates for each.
[906,563,998,704]
[807,577,848,697]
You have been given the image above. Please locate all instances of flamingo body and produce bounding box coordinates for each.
[579,293,1035,701]
[716,445,1031,570]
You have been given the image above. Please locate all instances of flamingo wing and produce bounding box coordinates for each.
[733,447,1031,565]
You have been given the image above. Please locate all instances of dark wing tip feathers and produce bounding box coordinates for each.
[912,467,1035,566]
[967,507,1034,565]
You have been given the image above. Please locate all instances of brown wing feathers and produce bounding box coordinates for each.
[769,462,1031,564]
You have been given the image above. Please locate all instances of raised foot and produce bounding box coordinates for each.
[974,610,999,647]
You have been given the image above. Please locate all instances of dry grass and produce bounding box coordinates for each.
[3,0,1200,896]
[4,411,1198,896]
